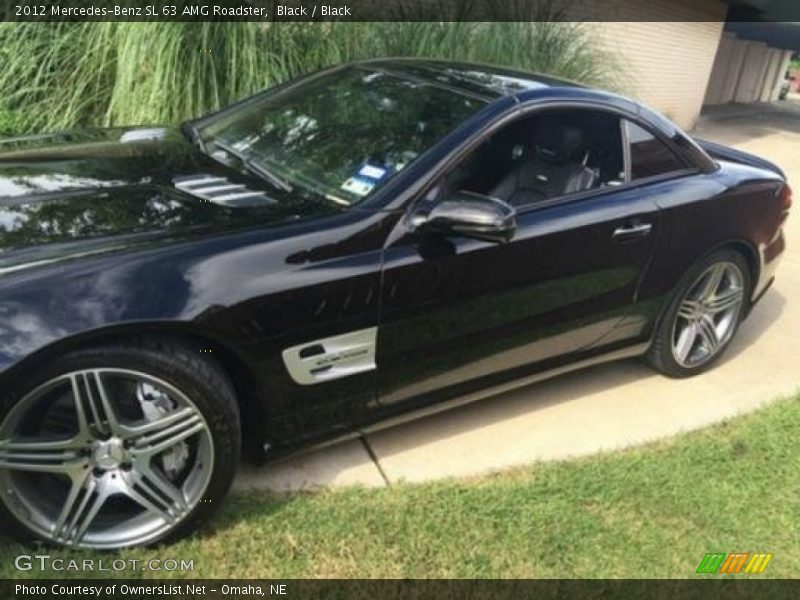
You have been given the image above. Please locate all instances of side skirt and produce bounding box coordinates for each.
[260,340,650,464]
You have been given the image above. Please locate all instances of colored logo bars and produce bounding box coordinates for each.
[696,552,772,574]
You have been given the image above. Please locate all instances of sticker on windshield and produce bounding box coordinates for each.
[341,161,393,197]
[358,164,387,179]
[341,175,376,197]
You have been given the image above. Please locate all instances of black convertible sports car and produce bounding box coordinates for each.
[0,59,790,549]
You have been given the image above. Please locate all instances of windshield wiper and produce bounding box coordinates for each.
[243,158,293,193]
[212,140,293,193]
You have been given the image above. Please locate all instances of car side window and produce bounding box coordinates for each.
[625,120,686,180]
[439,109,625,208]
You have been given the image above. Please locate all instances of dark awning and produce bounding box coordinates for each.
[725,0,800,22]
[724,21,800,51]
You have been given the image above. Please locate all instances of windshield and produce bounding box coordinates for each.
[196,66,487,206]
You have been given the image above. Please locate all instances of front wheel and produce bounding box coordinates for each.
[0,339,240,549]
[647,249,750,378]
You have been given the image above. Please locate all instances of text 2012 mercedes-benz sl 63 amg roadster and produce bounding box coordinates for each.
[0,59,790,549]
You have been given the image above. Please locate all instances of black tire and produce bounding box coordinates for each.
[0,337,241,548]
[647,248,751,378]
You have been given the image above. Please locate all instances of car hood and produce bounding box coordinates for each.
[0,126,338,273]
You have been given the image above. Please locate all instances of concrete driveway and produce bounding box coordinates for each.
[235,100,800,492]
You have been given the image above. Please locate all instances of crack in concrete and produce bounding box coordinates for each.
[359,434,391,487]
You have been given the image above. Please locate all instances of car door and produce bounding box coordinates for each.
[375,107,662,411]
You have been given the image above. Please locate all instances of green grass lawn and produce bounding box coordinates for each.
[1,393,798,579]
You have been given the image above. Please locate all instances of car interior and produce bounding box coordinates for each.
[444,109,625,207]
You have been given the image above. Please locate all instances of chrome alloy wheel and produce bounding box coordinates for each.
[0,369,214,549]
[671,261,745,369]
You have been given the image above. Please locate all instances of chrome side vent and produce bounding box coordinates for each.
[282,327,378,385]
[173,174,275,207]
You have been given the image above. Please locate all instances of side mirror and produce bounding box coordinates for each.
[415,191,517,244]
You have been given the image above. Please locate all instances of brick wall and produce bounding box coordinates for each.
[574,0,728,129]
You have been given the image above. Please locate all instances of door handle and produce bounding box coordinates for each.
[613,221,652,241]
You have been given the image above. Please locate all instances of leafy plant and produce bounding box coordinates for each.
[0,101,18,136]
[0,18,621,136]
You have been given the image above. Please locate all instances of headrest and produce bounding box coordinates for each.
[532,119,585,164]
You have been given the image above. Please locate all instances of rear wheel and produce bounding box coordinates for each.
[647,249,750,378]
[0,339,240,549]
